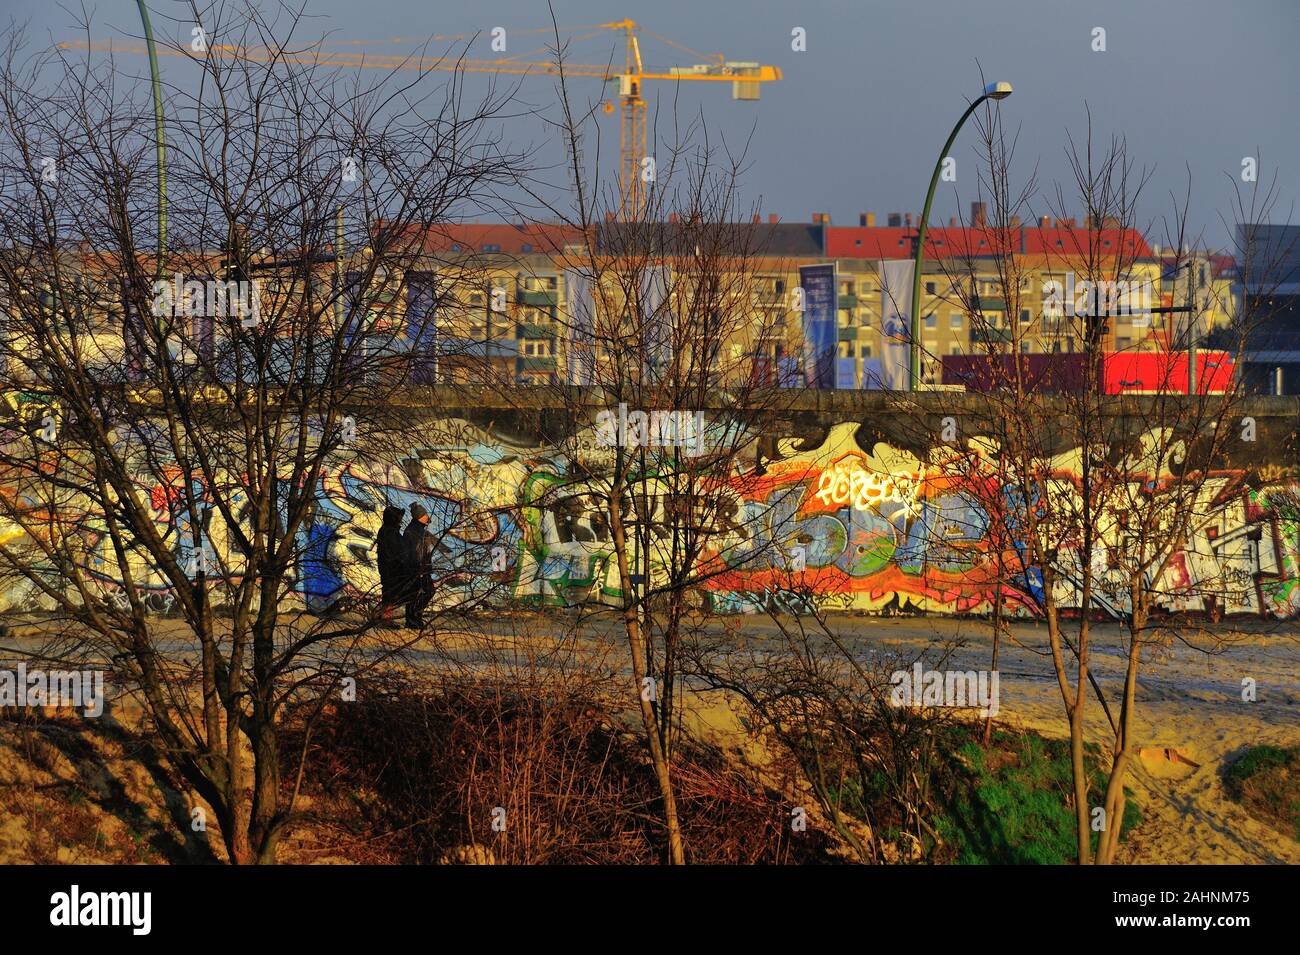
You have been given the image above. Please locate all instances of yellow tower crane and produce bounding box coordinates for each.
[59,19,780,219]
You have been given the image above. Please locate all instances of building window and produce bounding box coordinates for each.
[950,343,962,355]
[1020,309,1031,324]
[950,313,963,329]
[925,282,936,295]
[924,313,937,329]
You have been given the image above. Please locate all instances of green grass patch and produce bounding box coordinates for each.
[1223,745,1300,842]
[933,726,1141,864]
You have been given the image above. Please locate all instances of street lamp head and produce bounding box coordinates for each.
[985,81,1013,100]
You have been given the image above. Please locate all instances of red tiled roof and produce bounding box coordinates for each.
[826,226,1152,260]
[1211,254,1237,278]
[396,222,585,255]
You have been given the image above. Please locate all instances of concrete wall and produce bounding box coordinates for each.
[3,388,1299,620]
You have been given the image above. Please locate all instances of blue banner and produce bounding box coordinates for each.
[406,270,438,384]
[799,263,837,389]
[836,356,858,389]
[778,356,800,388]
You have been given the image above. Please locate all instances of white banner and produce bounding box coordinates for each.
[877,259,914,391]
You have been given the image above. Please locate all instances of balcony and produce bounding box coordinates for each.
[518,355,556,372]
[437,337,519,360]
[517,288,559,308]
[517,322,557,339]
[970,327,1013,345]
[838,327,858,342]
[838,293,859,310]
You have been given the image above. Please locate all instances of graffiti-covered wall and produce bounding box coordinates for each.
[2,390,1299,620]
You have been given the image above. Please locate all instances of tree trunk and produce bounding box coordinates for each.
[608,489,686,864]
[983,569,1003,746]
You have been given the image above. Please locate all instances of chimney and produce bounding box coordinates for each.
[1039,216,1051,228]
[949,217,957,227]
[1009,215,1021,229]
[904,213,913,228]
[605,211,616,223]
[971,201,987,228]
[769,213,779,224]
[668,212,679,223]
[752,214,762,224]
[859,212,876,227]
[811,212,830,225]
[887,212,902,227]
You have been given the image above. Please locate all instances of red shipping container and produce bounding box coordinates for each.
[1103,351,1234,394]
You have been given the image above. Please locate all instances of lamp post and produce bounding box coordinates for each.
[909,81,1012,390]
[136,1,166,274]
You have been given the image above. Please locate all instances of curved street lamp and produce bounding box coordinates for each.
[909,81,1012,390]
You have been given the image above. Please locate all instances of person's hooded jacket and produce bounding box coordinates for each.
[376,505,407,602]
[403,503,435,577]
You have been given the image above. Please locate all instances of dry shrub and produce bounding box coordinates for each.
[280,674,837,864]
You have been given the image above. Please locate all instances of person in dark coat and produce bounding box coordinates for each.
[403,502,434,628]
[375,505,407,628]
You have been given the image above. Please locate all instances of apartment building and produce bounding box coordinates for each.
[9,215,1237,392]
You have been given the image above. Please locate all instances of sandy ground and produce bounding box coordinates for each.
[719,614,1300,864]
[1,609,1296,864]
[424,610,1300,863]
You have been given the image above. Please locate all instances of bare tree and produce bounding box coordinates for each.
[922,105,1291,863]
[0,3,523,863]
[520,33,807,861]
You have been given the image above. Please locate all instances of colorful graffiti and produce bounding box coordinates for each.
[699,422,1295,618]
[1,410,1299,620]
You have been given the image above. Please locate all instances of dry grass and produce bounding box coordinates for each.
[278,675,839,864]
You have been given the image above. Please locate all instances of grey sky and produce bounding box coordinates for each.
[10,0,1299,250]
